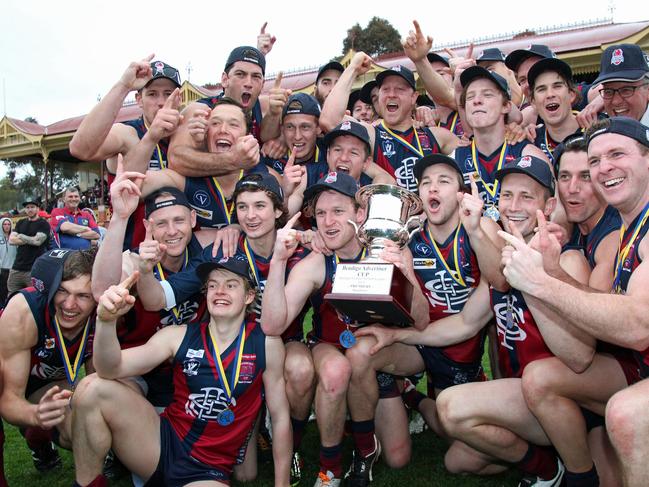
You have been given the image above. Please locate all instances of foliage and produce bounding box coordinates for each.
[342,17,402,57]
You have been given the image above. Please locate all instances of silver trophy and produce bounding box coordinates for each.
[326,184,423,326]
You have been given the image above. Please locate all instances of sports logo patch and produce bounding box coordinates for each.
[392,66,402,72]
[286,99,303,114]
[186,348,204,359]
[49,249,70,259]
[154,61,165,74]
[415,242,432,256]
[324,172,337,183]
[182,358,200,376]
[193,190,210,208]
[382,140,396,158]
[340,121,352,131]
[518,156,532,168]
[611,48,625,66]
[45,338,56,349]
[31,277,44,292]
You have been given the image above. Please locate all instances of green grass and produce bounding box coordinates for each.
[2,337,521,486]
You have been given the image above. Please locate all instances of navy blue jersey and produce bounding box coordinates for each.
[373,123,441,191]
[563,206,621,269]
[409,223,483,363]
[20,289,94,397]
[454,140,529,207]
[437,111,464,137]
[534,124,583,171]
[113,117,169,251]
[162,320,265,470]
[490,287,553,378]
[197,94,263,143]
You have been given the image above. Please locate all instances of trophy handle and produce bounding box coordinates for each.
[347,219,360,234]
[406,215,422,240]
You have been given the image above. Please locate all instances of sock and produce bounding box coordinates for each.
[73,475,108,487]
[350,419,376,457]
[565,465,599,487]
[401,387,427,411]
[20,426,55,451]
[319,443,343,477]
[514,444,558,480]
[291,417,308,451]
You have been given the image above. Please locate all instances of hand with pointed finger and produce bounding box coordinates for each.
[402,20,433,62]
[138,224,166,274]
[118,54,155,92]
[445,43,474,76]
[97,272,139,322]
[528,210,562,275]
[281,150,305,197]
[273,212,302,261]
[233,135,260,170]
[211,224,241,258]
[257,22,277,55]
[498,224,546,293]
[148,88,182,141]
[109,165,145,219]
[458,175,484,235]
[188,108,210,147]
[350,52,373,76]
[504,122,530,145]
[354,325,397,355]
[268,72,292,117]
[34,386,74,429]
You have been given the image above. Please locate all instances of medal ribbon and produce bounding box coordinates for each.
[471,140,508,202]
[143,118,166,169]
[53,316,91,387]
[425,222,466,287]
[613,202,649,292]
[243,238,262,287]
[380,121,424,158]
[154,249,189,320]
[208,320,246,404]
[207,170,244,224]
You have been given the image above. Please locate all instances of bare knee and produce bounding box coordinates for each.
[318,356,351,397]
[436,387,468,437]
[285,353,315,394]
[345,337,373,371]
[521,359,563,409]
[381,438,411,468]
[606,389,644,456]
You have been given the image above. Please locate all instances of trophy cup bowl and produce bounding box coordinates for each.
[325,184,423,326]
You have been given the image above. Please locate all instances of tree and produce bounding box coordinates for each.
[342,17,402,57]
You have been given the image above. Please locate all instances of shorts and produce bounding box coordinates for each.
[145,417,230,487]
[376,372,400,399]
[417,345,484,391]
[580,407,605,432]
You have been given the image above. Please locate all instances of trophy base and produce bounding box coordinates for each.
[324,262,414,326]
[324,293,413,326]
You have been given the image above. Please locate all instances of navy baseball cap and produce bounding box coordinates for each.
[528,58,573,91]
[144,187,192,219]
[413,154,465,185]
[376,65,416,90]
[225,46,266,75]
[594,44,649,84]
[477,48,506,63]
[359,80,377,104]
[505,44,556,71]
[282,93,321,118]
[22,198,40,207]
[234,172,284,201]
[460,66,512,100]
[347,90,362,112]
[417,94,435,107]
[316,61,344,82]
[323,120,371,153]
[31,249,75,306]
[495,155,555,193]
[303,171,360,203]
[586,116,649,149]
[426,52,450,67]
[196,255,256,288]
[147,61,181,88]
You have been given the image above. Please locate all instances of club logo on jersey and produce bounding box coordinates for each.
[611,48,625,66]
[186,348,205,359]
[419,132,431,150]
[79,218,89,226]
[494,295,527,350]
[161,300,200,327]
[422,271,474,314]
[239,355,257,383]
[36,347,53,359]
[340,121,352,131]
[382,140,396,158]
[324,172,337,184]
[185,386,236,420]
[45,338,56,349]
[517,156,532,168]
[182,358,200,376]
[394,156,419,191]
[193,190,211,208]
[414,243,433,257]
[464,157,473,171]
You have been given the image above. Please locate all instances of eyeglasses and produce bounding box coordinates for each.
[599,83,648,100]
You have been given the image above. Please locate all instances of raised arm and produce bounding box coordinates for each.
[70,55,154,161]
